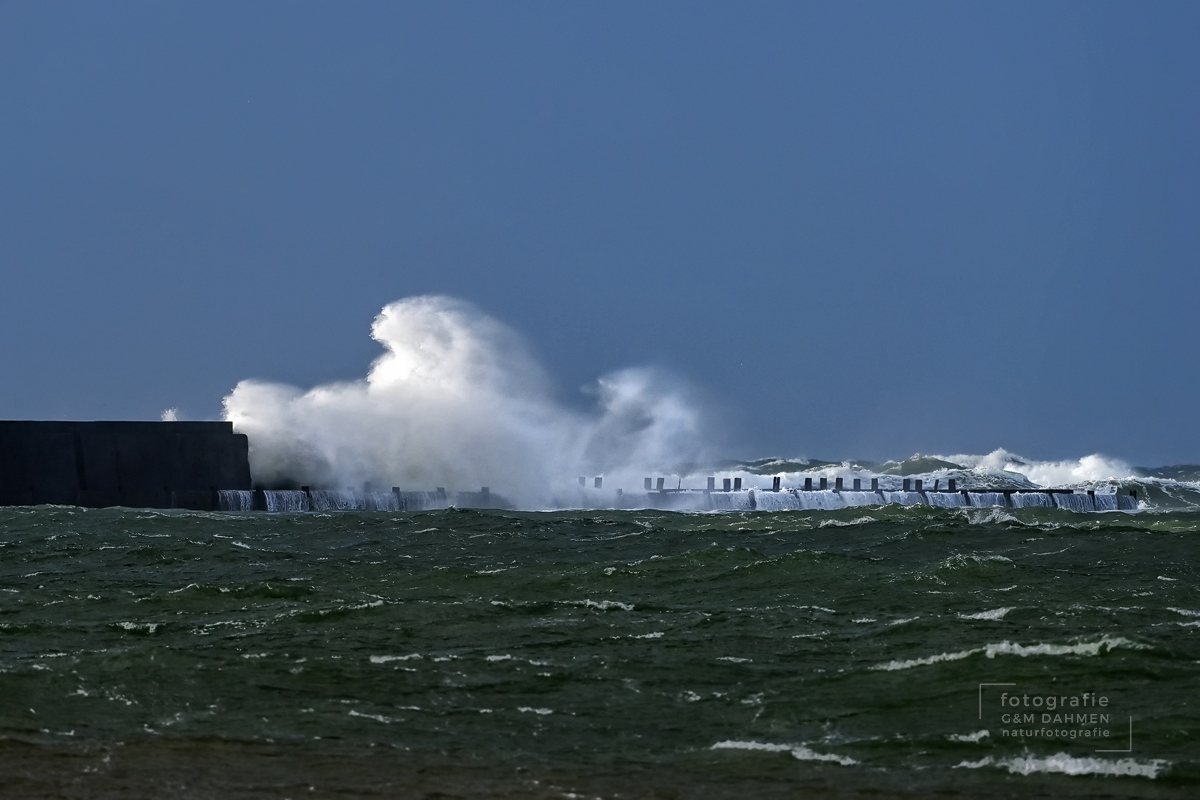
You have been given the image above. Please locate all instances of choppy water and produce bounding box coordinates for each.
[1,504,1197,797]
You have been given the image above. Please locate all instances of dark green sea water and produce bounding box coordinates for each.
[1,505,1197,798]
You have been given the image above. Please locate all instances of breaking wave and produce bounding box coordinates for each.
[223,296,714,507]
[871,636,1146,672]
[954,753,1168,779]
[711,740,858,766]
[219,296,1199,511]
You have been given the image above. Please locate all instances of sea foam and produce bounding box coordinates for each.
[711,740,858,766]
[954,753,1168,779]
[872,636,1145,671]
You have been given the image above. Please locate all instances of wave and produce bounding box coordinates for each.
[958,607,1013,621]
[216,295,1197,512]
[705,451,1200,511]
[871,636,1146,672]
[711,740,857,766]
[954,753,1168,779]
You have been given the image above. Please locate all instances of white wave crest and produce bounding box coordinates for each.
[818,516,877,528]
[937,449,1136,487]
[574,599,634,612]
[954,753,1168,779]
[698,447,1149,497]
[982,637,1145,658]
[872,636,1145,671]
[369,654,422,663]
[873,648,976,671]
[711,740,857,766]
[958,607,1013,620]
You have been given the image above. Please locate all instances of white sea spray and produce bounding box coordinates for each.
[223,296,713,507]
[872,636,1145,671]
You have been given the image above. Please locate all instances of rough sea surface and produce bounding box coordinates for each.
[1,504,1197,798]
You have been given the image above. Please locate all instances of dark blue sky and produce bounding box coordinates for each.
[1,2,1196,465]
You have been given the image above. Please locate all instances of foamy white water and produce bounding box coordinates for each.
[223,296,713,506]
[872,636,1146,671]
[954,753,1168,779]
[218,296,1197,512]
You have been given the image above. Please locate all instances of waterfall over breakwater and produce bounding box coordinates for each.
[218,488,497,512]
[1011,492,1054,508]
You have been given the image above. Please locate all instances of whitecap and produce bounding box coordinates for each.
[789,744,858,766]
[954,753,1167,779]
[982,637,1145,659]
[947,730,989,743]
[872,636,1144,671]
[369,654,422,664]
[575,599,634,611]
[818,516,876,528]
[872,649,976,671]
[934,449,1135,486]
[711,740,857,766]
[941,554,1013,569]
[349,600,384,609]
[958,607,1013,621]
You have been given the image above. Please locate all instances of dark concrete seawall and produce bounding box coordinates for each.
[0,421,250,510]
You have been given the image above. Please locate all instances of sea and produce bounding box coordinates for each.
[1,456,1198,798]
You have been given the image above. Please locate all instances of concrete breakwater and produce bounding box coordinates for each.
[0,421,1138,512]
[0,421,250,510]
[668,486,1137,512]
[550,476,1137,513]
[225,484,1138,513]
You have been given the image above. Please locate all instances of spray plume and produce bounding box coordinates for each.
[222,296,713,507]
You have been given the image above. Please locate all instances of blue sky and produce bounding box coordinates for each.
[1,1,1196,465]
